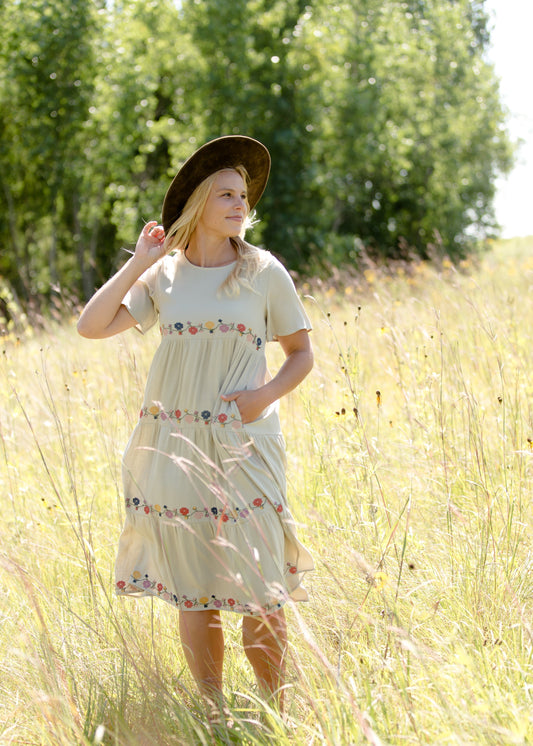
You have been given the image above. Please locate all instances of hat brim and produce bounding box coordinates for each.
[161,135,271,234]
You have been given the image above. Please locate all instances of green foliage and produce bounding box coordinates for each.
[309,0,513,261]
[0,0,97,296]
[0,0,514,313]
[75,0,201,290]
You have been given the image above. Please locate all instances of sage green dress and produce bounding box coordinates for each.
[114,248,314,615]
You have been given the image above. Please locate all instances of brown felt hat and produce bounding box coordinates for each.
[161,135,271,233]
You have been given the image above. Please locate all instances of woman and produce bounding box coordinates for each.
[77,135,314,713]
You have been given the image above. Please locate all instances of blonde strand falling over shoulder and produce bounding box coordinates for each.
[217,237,262,297]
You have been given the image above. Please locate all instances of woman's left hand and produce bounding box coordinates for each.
[220,389,270,424]
[221,330,313,424]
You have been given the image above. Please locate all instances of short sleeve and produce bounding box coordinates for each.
[122,264,159,334]
[265,258,312,342]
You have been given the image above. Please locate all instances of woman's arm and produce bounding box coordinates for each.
[221,329,313,423]
[77,221,165,339]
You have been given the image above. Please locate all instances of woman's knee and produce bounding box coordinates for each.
[242,608,287,651]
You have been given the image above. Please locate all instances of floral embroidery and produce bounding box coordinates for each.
[125,494,283,523]
[160,319,262,350]
[116,574,284,614]
[139,405,242,428]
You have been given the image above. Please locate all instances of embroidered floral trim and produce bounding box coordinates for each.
[286,561,298,575]
[160,319,262,350]
[139,405,242,428]
[125,494,284,523]
[116,574,284,614]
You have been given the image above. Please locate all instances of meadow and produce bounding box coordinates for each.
[1,237,532,745]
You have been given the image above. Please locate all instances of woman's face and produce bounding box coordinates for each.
[198,170,249,238]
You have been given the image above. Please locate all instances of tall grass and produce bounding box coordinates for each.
[1,237,532,744]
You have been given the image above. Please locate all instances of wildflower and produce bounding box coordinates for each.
[376,390,381,407]
[374,571,390,590]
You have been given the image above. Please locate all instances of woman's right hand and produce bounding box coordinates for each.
[77,220,166,339]
[134,221,166,268]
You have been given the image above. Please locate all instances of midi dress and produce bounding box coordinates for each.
[114,247,314,615]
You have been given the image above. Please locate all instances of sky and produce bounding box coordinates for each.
[484,0,533,238]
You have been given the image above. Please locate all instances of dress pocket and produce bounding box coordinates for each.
[242,401,281,433]
[214,397,244,430]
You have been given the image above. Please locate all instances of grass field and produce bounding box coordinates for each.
[1,237,532,745]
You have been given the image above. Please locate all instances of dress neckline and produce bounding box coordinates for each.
[182,249,237,270]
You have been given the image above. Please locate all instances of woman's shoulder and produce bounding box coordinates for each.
[135,252,182,294]
[243,243,287,275]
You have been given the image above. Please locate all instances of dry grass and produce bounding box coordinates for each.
[1,236,532,744]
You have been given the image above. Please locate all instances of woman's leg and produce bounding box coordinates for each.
[179,609,224,701]
[242,608,287,709]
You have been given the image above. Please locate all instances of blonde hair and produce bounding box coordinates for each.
[163,167,262,296]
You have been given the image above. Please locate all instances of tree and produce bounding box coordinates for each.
[0,0,97,302]
[74,0,201,295]
[0,0,200,303]
[311,0,513,262]
[0,0,515,323]
[180,0,328,265]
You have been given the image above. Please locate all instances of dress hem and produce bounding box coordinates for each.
[115,567,312,616]
[116,583,285,616]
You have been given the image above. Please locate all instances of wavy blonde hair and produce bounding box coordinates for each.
[163,166,262,296]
